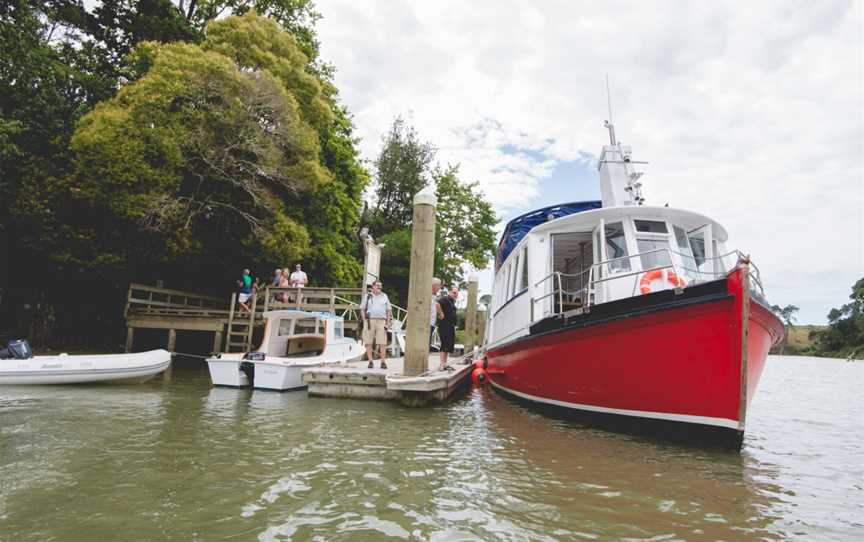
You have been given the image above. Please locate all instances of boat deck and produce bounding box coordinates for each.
[303,354,474,406]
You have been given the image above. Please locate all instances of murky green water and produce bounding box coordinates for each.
[1,356,861,541]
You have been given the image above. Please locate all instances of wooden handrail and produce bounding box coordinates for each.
[127,282,225,303]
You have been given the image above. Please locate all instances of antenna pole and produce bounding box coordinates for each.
[604,75,617,145]
[606,74,613,124]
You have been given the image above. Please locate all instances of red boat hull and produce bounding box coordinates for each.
[486,266,784,445]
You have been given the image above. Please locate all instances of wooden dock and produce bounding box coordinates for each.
[123,283,406,354]
[303,354,474,406]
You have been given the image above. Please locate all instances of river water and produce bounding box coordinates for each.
[0,355,861,541]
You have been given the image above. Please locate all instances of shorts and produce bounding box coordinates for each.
[362,319,388,346]
[438,324,455,353]
[238,292,252,303]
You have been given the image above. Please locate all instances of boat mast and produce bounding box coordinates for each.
[597,77,646,207]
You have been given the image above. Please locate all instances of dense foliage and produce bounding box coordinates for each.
[769,304,799,354]
[0,2,366,346]
[810,278,864,358]
[368,118,497,306]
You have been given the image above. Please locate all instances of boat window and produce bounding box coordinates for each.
[689,230,707,267]
[519,246,529,291]
[509,256,519,298]
[294,318,318,335]
[637,238,673,269]
[334,321,343,339]
[604,222,631,272]
[504,262,513,300]
[634,220,668,234]
[278,319,292,336]
[673,226,696,271]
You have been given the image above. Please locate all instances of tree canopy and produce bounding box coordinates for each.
[368,117,497,306]
[0,3,368,345]
[811,278,864,358]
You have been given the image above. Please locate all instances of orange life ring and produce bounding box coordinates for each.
[639,269,685,294]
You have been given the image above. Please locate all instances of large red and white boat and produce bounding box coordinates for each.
[484,122,784,447]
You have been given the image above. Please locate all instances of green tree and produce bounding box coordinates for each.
[370,116,437,233]
[203,11,367,285]
[175,0,321,60]
[433,165,497,285]
[770,304,800,354]
[16,39,320,273]
[369,118,497,306]
[812,278,864,358]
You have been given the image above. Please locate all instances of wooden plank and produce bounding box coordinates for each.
[126,316,225,331]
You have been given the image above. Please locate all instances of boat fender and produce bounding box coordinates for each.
[471,366,487,386]
[639,269,685,294]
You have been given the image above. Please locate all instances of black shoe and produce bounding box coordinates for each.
[380,362,388,369]
[367,361,373,369]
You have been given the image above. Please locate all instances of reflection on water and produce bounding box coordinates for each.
[0,356,860,541]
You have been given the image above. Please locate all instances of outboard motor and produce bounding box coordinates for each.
[0,339,33,360]
[239,352,263,386]
[239,361,255,385]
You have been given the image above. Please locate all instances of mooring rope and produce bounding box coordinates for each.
[167,351,212,360]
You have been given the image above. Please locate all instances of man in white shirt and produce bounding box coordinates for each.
[289,264,308,287]
[362,281,392,369]
[288,263,308,304]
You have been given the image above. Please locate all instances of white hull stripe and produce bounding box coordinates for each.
[490,380,741,430]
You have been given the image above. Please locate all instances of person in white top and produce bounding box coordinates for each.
[362,281,392,369]
[289,264,308,287]
[288,263,308,304]
[430,277,442,347]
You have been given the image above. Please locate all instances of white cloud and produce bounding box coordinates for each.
[317,0,863,323]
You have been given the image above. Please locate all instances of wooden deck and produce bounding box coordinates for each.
[303,354,474,406]
[124,283,407,354]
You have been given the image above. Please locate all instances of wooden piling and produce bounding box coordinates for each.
[125,327,135,353]
[403,189,437,376]
[464,273,479,354]
[167,329,177,352]
[212,330,223,354]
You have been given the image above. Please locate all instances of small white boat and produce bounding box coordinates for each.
[0,349,171,385]
[207,310,363,391]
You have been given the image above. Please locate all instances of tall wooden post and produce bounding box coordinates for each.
[403,189,437,376]
[125,327,135,353]
[464,273,479,354]
[212,330,223,354]
[167,329,177,352]
[477,308,487,348]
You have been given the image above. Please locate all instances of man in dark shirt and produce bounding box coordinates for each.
[436,285,459,370]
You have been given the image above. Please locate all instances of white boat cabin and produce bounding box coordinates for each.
[487,124,759,349]
[257,310,349,357]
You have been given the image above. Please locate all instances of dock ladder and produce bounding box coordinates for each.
[225,294,258,353]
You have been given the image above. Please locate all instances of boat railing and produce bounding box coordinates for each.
[531,248,763,320]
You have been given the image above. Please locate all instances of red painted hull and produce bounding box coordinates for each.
[486,267,784,444]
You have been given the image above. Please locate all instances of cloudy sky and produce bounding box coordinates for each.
[315,0,862,323]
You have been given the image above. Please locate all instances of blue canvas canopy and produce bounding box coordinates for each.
[495,200,602,271]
